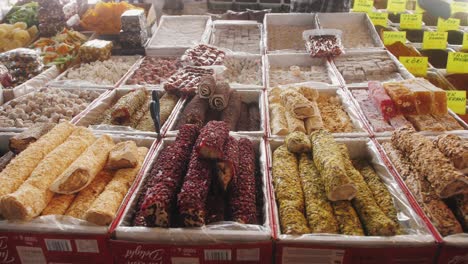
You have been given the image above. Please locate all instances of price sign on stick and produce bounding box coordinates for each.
[369,12,388,26]
[437,18,460,32]
[422,31,447,50]
[446,52,468,74]
[387,0,407,13]
[447,91,466,115]
[399,56,428,77]
[384,31,406,45]
[400,14,422,29]
[353,0,373,12]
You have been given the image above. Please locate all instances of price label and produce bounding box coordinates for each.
[437,18,460,32]
[387,0,407,13]
[415,2,425,13]
[369,12,388,26]
[400,14,422,29]
[353,0,373,12]
[422,31,448,50]
[447,91,466,115]
[447,52,468,74]
[384,31,406,45]
[399,56,428,77]
[451,2,468,15]
[463,33,468,51]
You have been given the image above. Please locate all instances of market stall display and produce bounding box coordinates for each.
[124,56,182,86]
[210,20,262,54]
[221,55,263,87]
[119,9,148,49]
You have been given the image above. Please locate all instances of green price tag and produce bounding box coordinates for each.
[399,56,428,77]
[387,0,407,13]
[415,2,425,13]
[447,52,468,74]
[463,33,468,51]
[400,14,422,29]
[437,18,460,32]
[369,12,388,26]
[422,31,448,50]
[384,31,406,45]
[353,0,374,12]
[451,2,468,15]
[447,90,466,115]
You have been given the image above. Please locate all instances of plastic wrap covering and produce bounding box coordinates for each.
[0,48,44,88]
[303,29,345,58]
[75,88,179,137]
[0,134,154,235]
[269,138,434,247]
[114,136,271,244]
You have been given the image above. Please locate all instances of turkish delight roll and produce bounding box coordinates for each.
[9,122,55,154]
[299,153,339,233]
[41,194,76,216]
[392,129,468,198]
[434,134,468,173]
[285,110,306,133]
[272,145,310,235]
[142,124,200,227]
[310,130,357,201]
[432,114,464,131]
[269,103,289,136]
[280,89,315,119]
[285,131,311,154]
[248,104,260,131]
[230,138,257,224]
[0,122,75,199]
[177,147,213,227]
[331,200,365,236]
[339,145,398,236]
[0,127,96,220]
[177,95,209,128]
[268,88,282,104]
[368,81,398,120]
[65,170,114,219]
[217,137,239,191]
[85,147,149,226]
[383,82,417,115]
[198,75,217,99]
[354,160,398,224]
[220,90,242,131]
[293,86,319,102]
[209,83,232,111]
[111,89,149,123]
[50,135,115,194]
[382,143,462,236]
[107,141,139,170]
[0,152,14,172]
[196,121,230,160]
[406,115,446,132]
[206,191,225,224]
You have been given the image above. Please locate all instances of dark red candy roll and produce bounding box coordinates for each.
[216,136,239,191]
[196,121,230,160]
[176,95,209,129]
[248,103,260,131]
[236,103,250,131]
[141,124,200,227]
[229,138,257,224]
[221,90,242,131]
[205,192,225,224]
[177,149,213,227]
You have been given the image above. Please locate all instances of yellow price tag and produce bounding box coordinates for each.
[353,0,374,12]
[447,91,466,115]
[422,31,448,50]
[384,31,406,45]
[400,14,422,29]
[463,33,468,51]
[451,2,468,15]
[387,0,407,13]
[415,2,425,13]
[437,18,460,32]
[447,52,468,74]
[399,56,428,77]
[369,12,388,26]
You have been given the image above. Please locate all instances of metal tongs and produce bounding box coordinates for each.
[149,90,161,141]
